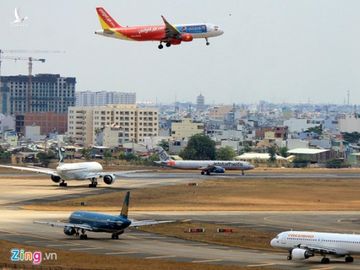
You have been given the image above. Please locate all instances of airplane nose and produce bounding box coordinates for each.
[270,238,276,247]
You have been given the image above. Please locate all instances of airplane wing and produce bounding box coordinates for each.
[83,170,151,179]
[161,16,181,40]
[300,245,349,256]
[130,219,174,227]
[0,164,57,176]
[34,221,94,231]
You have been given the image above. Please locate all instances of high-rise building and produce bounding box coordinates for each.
[0,74,76,115]
[75,91,136,106]
[68,104,158,146]
[196,93,205,111]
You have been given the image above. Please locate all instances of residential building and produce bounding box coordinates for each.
[0,114,15,132]
[24,112,67,135]
[170,118,204,140]
[284,118,324,132]
[75,91,136,106]
[68,104,158,147]
[196,93,205,111]
[337,114,360,133]
[0,74,76,115]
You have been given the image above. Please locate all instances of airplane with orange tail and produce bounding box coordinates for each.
[95,7,224,49]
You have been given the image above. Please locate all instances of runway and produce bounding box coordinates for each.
[0,173,360,269]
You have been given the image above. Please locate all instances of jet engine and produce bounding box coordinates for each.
[213,166,225,173]
[51,175,61,183]
[103,174,115,185]
[291,248,313,260]
[63,226,76,236]
[181,33,193,42]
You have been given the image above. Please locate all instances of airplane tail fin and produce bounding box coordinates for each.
[120,191,130,218]
[154,147,172,162]
[96,7,121,30]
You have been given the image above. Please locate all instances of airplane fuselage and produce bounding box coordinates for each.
[95,23,223,42]
[165,160,254,171]
[271,231,360,255]
[69,211,131,233]
[56,162,103,180]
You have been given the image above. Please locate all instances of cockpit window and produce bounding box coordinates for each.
[214,26,219,31]
[275,235,280,239]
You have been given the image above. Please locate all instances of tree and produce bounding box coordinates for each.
[279,146,288,158]
[158,140,170,152]
[104,149,112,165]
[216,146,236,160]
[267,146,277,163]
[37,151,56,167]
[81,148,91,160]
[305,125,322,135]
[180,134,216,160]
[342,132,360,144]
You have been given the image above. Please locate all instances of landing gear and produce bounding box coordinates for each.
[158,43,164,49]
[345,256,354,263]
[80,234,88,240]
[89,178,98,188]
[242,170,245,176]
[206,171,211,175]
[59,180,67,187]
[201,171,205,175]
[166,42,171,47]
[287,255,292,260]
[111,233,119,239]
[321,257,330,264]
[79,229,87,240]
[205,38,210,46]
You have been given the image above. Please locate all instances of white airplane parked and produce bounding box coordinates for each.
[13,8,28,24]
[271,230,359,264]
[0,150,141,188]
[154,147,254,175]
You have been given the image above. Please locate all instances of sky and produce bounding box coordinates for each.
[1,0,360,104]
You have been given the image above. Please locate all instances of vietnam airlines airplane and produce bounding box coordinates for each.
[154,147,254,175]
[271,230,360,264]
[0,149,142,188]
[95,7,224,49]
[35,192,172,240]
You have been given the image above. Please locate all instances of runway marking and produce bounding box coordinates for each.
[69,247,103,251]
[192,259,223,263]
[46,243,80,247]
[310,267,335,270]
[105,251,138,255]
[24,240,49,243]
[146,255,176,259]
[247,263,275,267]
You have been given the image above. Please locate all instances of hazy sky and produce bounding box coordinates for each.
[1,0,360,104]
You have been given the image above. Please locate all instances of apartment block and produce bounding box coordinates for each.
[68,104,158,146]
[75,91,136,106]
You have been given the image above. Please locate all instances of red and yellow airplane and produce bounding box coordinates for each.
[95,7,224,49]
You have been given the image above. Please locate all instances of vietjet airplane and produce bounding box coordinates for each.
[95,7,224,49]
[0,149,142,188]
[271,230,360,264]
[35,192,172,240]
[154,147,254,175]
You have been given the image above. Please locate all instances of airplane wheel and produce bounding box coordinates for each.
[206,42,210,46]
[345,256,354,263]
[201,171,205,175]
[80,234,88,240]
[111,233,119,239]
[287,255,292,260]
[321,258,330,264]
[166,42,171,47]
[59,182,67,187]
[206,171,210,175]
[158,44,164,49]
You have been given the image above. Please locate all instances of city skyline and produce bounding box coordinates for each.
[1,1,360,104]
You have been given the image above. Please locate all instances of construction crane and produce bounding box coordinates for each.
[0,50,46,112]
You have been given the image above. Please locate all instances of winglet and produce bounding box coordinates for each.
[120,191,130,218]
[96,7,121,30]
